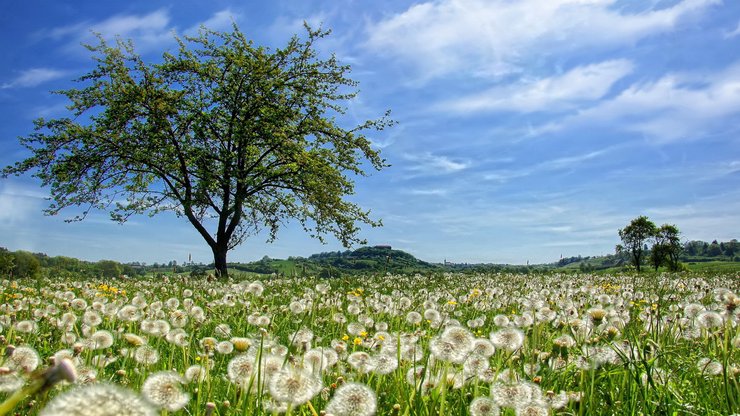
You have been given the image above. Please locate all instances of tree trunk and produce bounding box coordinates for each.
[212,245,229,278]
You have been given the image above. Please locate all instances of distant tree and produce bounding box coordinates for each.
[725,239,738,257]
[618,216,657,273]
[2,25,392,278]
[97,260,123,278]
[12,251,41,279]
[651,224,682,271]
[707,240,723,257]
[0,248,15,276]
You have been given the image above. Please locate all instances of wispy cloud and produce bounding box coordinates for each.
[47,9,173,53]
[406,188,448,196]
[483,148,613,183]
[1,68,68,89]
[724,20,740,38]
[45,9,241,54]
[442,60,634,114]
[185,9,240,36]
[365,0,720,82]
[0,182,46,226]
[535,61,740,142]
[403,152,470,176]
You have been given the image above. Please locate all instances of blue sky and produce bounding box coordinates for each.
[1,0,739,265]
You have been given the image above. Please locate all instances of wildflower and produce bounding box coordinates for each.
[71,298,88,310]
[268,367,322,405]
[227,354,255,386]
[86,330,115,350]
[123,333,147,346]
[516,404,549,416]
[39,383,157,416]
[7,346,40,372]
[406,311,422,325]
[134,345,160,366]
[230,337,252,352]
[184,365,207,383]
[469,397,500,416]
[169,310,188,328]
[291,327,314,350]
[117,305,141,322]
[14,320,38,333]
[190,306,206,322]
[216,341,234,355]
[696,311,723,329]
[0,372,25,392]
[490,328,525,352]
[697,358,723,376]
[214,323,231,338]
[472,338,496,357]
[370,353,398,375]
[165,297,180,310]
[347,351,374,373]
[493,315,510,327]
[463,353,490,376]
[542,390,569,409]
[491,382,535,408]
[141,371,190,411]
[325,382,377,416]
[83,311,103,327]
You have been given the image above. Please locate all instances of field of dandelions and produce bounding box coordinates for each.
[0,272,738,416]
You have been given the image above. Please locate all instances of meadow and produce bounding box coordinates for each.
[0,271,738,415]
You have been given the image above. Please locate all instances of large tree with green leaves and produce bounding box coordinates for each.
[2,25,393,277]
[617,216,657,273]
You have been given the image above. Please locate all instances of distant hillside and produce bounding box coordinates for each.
[230,245,439,277]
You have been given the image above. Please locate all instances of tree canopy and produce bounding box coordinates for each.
[2,24,393,277]
[617,216,657,273]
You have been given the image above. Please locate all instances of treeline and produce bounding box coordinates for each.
[0,247,148,279]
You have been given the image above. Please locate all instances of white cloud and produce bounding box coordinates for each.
[1,68,67,89]
[185,9,240,36]
[403,152,470,176]
[407,188,448,196]
[540,61,740,142]
[47,9,173,53]
[0,183,46,226]
[45,9,253,56]
[443,60,633,113]
[366,0,720,81]
[483,148,613,182]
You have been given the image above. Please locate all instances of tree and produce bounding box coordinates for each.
[651,224,682,271]
[12,251,41,279]
[707,240,722,257]
[618,216,657,273]
[97,260,123,278]
[0,248,15,277]
[2,25,392,278]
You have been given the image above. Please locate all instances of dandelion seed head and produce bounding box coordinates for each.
[134,345,159,366]
[490,328,524,352]
[325,382,377,416]
[39,383,157,416]
[268,367,322,405]
[141,371,190,411]
[469,396,500,416]
[8,346,40,372]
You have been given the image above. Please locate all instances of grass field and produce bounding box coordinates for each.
[0,271,738,415]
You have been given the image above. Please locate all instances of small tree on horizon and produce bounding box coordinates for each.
[652,224,682,271]
[2,24,393,278]
[618,216,657,273]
